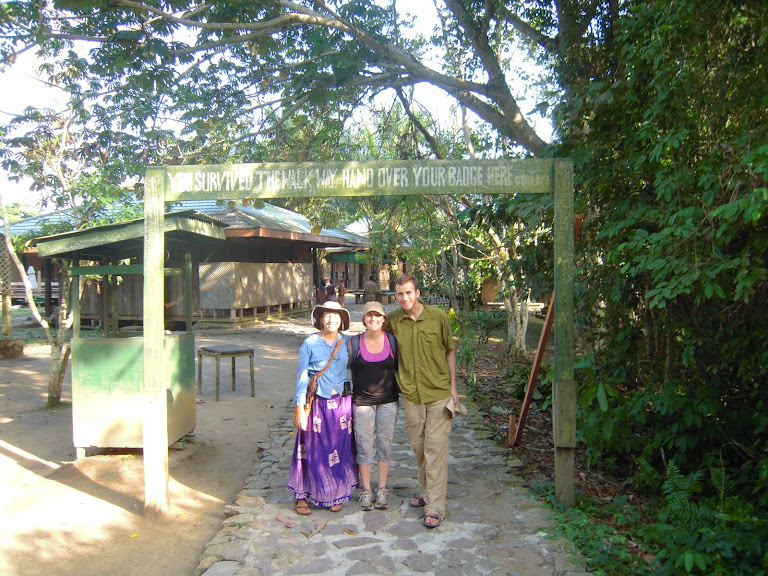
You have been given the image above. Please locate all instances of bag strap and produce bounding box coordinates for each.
[350,334,361,366]
[315,337,344,380]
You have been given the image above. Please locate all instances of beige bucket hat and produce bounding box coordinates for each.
[311,301,350,331]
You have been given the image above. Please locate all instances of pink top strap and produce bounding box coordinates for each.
[360,333,393,363]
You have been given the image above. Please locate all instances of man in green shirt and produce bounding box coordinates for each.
[387,273,457,528]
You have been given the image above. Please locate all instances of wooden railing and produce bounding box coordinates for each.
[10,281,59,303]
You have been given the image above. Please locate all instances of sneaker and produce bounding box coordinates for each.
[374,487,389,509]
[359,489,374,511]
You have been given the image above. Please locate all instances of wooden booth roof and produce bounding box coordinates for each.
[12,201,369,250]
[33,210,227,260]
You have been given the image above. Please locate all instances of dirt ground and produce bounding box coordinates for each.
[0,325,308,576]
[1,305,607,576]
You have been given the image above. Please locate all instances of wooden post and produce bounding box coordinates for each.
[110,254,120,335]
[512,214,581,449]
[72,254,80,339]
[143,167,169,515]
[101,271,111,336]
[111,273,120,335]
[184,251,193,332]
[511,293,555,447]
[553,160,575,506]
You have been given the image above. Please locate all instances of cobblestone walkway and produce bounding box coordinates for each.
[195,395,593,576]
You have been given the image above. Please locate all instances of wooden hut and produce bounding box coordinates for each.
[20,201,369,327]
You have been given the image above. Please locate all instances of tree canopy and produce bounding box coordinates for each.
[2,1,768,572]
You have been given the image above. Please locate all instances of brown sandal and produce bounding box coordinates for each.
[423,512,441,528]
[329,503,343,512]
[409,495,426,507]
[295,499,312,515]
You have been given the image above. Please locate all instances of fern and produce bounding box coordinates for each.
[658,461,703,524]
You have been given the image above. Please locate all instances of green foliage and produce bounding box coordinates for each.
[573,356,640,468]
[0,202,36,223]
[563,0,768,535]
[638,464,768,576]
[534,468,768,576]
[532,484,654,576]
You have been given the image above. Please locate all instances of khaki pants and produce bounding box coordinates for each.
[403,397,452,520]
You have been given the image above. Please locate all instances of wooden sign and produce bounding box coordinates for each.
[142,158,576,513]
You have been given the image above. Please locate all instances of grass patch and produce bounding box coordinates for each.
[25,401,73,413]
[4,307,108,344]
[11,306,33,319]
[532,483,655,576]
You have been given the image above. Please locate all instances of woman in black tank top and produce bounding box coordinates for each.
[348,301,398,511]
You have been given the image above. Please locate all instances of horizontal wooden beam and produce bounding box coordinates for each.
[68,265,183,276]
[162,159,555,201]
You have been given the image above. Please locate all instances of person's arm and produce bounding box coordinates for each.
[294,340,312,430]
[441,312,458,402]
[446,349,458,403]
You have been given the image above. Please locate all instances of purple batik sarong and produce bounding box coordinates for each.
[288,393,358,507]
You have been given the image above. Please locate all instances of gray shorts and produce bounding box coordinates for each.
[352,401,398,466]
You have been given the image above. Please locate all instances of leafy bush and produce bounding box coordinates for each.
[535,465,768,576]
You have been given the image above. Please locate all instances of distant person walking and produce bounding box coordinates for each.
[386,273,457,529]
[348,301,398,511]
[336,279,347,307]
[323,278,338,302]
[316,280,328,305]
[363,275,379,303]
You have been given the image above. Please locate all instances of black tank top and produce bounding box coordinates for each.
[351,336,398,406]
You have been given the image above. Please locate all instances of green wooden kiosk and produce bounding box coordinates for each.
[34,211,227,458]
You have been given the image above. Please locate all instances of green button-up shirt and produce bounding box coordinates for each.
[387,303,455,404]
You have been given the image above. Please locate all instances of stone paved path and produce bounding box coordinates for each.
[194,362,594,576]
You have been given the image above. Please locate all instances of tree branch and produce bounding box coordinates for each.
[395,88,443,159]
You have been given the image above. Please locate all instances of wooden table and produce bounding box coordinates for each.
[347,290,364,304]
[197,345,255,401]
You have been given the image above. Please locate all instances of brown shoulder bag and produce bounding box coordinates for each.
[304,337,344,411]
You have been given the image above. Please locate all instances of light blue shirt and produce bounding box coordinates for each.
[294,333,350,406]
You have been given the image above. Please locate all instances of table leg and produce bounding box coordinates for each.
[197,352,202,394]
[215,357,220,401]
[231,357,236,391]
[249,353,255,397]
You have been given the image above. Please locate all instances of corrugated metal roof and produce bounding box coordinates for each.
[7,210,73,238]
[169,200,369,246]
[9,201,369,248]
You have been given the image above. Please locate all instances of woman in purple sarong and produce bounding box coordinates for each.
[289,301,357,515]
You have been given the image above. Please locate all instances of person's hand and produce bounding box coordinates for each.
[293,405,309,431]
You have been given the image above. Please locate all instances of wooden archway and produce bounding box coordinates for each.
[142,158,575,513]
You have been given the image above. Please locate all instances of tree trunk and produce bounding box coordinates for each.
[505,287,530,359]
[46,272,74,407]
[47,342,67,406]
[2,201,75,408]
[516,293,530,354]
